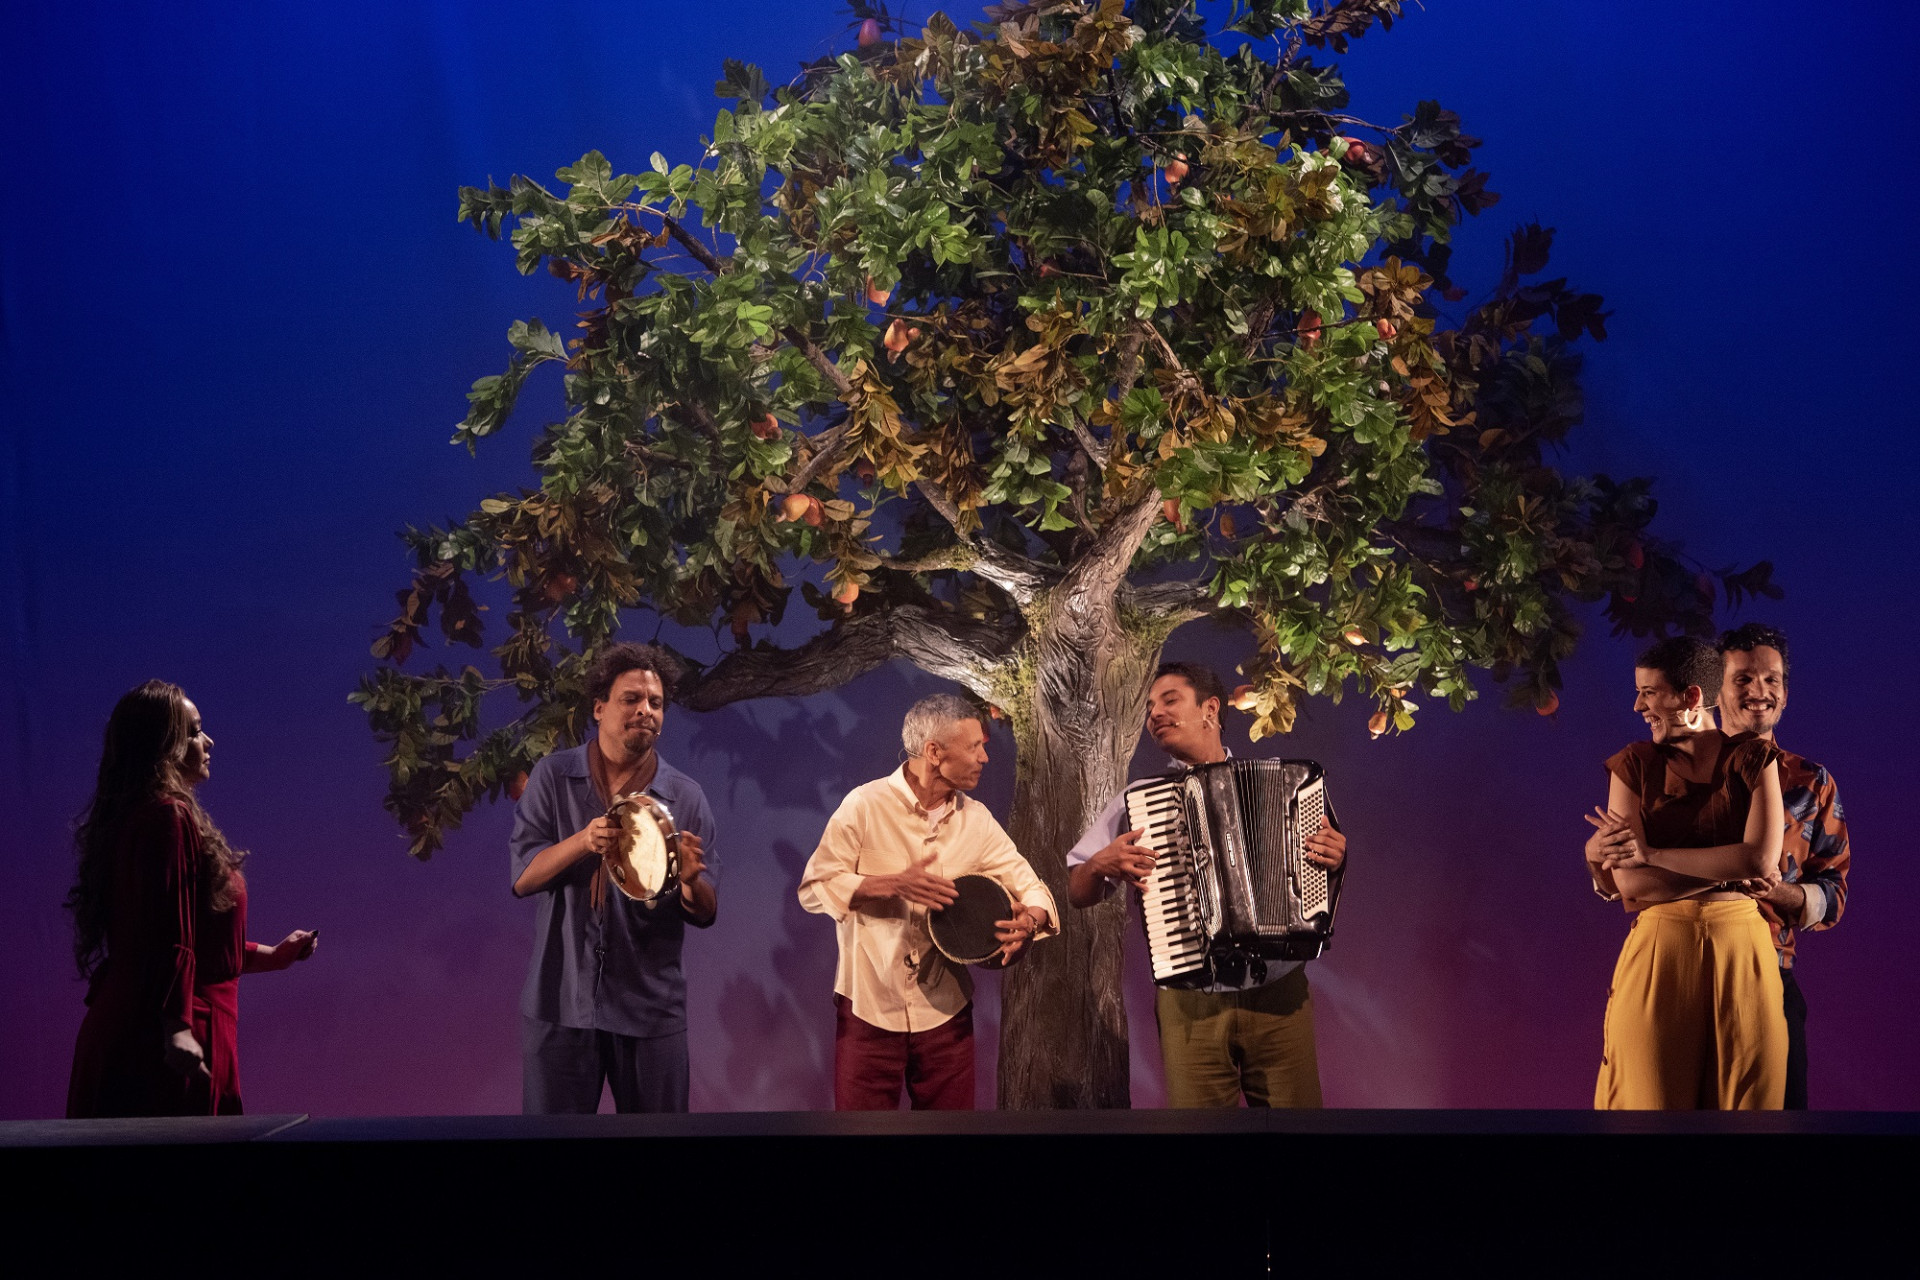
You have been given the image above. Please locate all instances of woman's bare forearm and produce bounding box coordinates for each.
[1614,864,1719,909]
[1646,841,1775,882]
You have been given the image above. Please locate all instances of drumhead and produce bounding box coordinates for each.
[929,874,1014,965]
[607,792,678,901]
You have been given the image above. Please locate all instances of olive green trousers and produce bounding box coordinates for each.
[1155,964,1323,1108]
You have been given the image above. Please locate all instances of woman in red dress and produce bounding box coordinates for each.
[65,680,318,1117]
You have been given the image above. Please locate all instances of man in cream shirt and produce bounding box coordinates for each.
[800,693,1056,1109]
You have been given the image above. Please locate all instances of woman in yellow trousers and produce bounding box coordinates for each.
[1583,636,1787,1110]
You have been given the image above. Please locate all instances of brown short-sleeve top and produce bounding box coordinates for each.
[1604,732,1781,849]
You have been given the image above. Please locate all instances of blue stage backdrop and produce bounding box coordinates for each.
[4,2,1915,1117]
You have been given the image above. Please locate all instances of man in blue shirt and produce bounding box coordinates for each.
[509,642,718,1113]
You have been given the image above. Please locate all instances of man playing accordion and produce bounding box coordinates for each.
[1066,662,1347,1108]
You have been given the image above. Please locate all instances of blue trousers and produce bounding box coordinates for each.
[521,1016,689,1114]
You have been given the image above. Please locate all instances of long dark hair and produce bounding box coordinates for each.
[66,681,247,979]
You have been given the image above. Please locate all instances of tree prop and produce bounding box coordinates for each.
[355,0,1776,1107]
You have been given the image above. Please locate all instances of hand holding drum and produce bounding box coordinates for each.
[991,900,1047,968]
[930,875,1042,969]
[604,792,680,902]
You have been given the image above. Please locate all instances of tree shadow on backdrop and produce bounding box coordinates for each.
[713,837,840,1110]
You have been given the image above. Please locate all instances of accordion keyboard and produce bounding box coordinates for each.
[1125,781,1208,984]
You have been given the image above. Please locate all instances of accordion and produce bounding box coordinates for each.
[1124,759,1342,990]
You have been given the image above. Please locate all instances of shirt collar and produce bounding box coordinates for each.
[560,743,678,790]
[889,763,967,815]
[1168,745,1233,768]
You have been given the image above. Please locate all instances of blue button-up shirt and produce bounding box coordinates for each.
[510,745,718,1038]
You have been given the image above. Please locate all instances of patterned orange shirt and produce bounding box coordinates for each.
[1755,745,1850,968]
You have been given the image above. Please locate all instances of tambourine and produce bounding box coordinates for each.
[928,874,1017,968]
[605,791,680,903]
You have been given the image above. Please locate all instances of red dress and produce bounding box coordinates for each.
[67,797,248,1117]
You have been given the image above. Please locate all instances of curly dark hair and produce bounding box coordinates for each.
[66,681,246,980]
[586,642,679,705]
[1717,622,1790,686]
[1153,661,1226,714]
[1635,636,1723,707]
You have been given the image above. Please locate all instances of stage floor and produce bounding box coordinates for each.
[10,1105,1916,1146]
[7,1110,1912,1270]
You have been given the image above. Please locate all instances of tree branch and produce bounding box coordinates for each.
[1252,26,1305,118]
[659,214,728,275]
[1240,297,1278,362]
[661,399,723,470]
[914,478,967,531]
[650,211,859,489]
[891,606,1025,694]
[1112,327,1147,400]
[1063,446,1093,534]
[1140,318,1185,373]
[1055,490,1162,637]
[679,400,722,445]
[640,207,855,427]
[912,481,1057,606]
[782,324,855,399]
[624,441,693,471]
[1275,479,1341,526]
[871,544,980,575]
[671,604,1019,712]
[785,420,854,494]
[1128,577,1212,624]
[1067,417,1108,472]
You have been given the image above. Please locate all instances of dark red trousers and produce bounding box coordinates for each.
[833,995,975,1110]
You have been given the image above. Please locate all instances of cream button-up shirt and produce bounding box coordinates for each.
[799,767,1057,1033]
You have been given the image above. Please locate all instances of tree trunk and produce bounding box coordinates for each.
[995,614,1164,1108]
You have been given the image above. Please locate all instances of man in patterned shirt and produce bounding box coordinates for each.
[1717,623,1849,1110]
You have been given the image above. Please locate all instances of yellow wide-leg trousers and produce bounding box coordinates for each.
[1595,898,1786,1110]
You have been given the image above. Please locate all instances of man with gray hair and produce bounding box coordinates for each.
[800,692,1057,1109]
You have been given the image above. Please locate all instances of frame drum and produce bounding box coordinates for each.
[605,792,679,902]
[929,874,1016,966]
